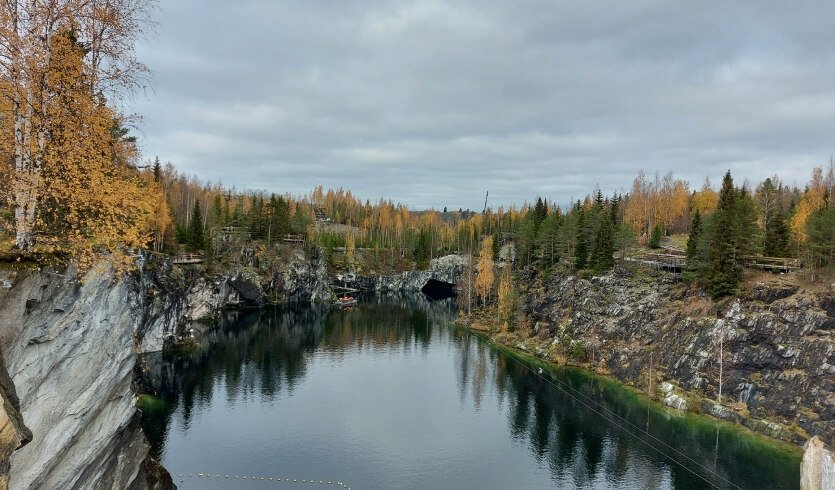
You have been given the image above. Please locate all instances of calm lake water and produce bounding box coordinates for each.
[138,296,800,489]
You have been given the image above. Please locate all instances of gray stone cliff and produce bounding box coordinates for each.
[0,266,172,489]
[517,266,835,444]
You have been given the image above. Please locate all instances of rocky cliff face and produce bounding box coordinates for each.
[0,351,30,490]
[137,248,332,353]
[0,249,463,489]
[507,266,834,445]
[0,266,172,490]
[340,254,467,293]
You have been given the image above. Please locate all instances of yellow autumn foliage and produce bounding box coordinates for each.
[497,265,514,329]
[791,167,827,243]
[475,236,495,304]
[30,28,156,271]
[691,177,719,215]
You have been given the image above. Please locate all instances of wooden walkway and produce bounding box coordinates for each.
[625,252,802,273]
[282,233,305,243]
[742,255,802,272]
[172,253,204,265]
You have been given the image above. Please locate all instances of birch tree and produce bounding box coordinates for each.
[475,236,494,304]
[0,0,155,250]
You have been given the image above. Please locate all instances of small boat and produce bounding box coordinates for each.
[335,295,357,307]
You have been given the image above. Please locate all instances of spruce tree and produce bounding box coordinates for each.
[704,171,739,298]
[210,194,224,228]
[686,210,702,260]
[591,214,615,274]
[414,229,430,266]
[734,188,762,259]
[684,210,702,281]
[805,204,835,281]
[574,207,588,270]
[188,200,205,250]
[764,208,790,257]
[152,156,162,183]
[533,197,548,226]
[609,194,620,225]
[648,224,663,249]
[248,196,265,239]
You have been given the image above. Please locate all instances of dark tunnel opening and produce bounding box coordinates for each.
[421,279,458,301]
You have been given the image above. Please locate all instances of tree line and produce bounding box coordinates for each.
[0,2,831,288]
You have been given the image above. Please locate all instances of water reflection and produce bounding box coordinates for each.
[139,296,798,490]
[450,330,799,489]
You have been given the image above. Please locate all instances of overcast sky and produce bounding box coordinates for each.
[134,1,835,210]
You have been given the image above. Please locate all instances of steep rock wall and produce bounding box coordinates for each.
[511,267,834,445]
[0,351,30,490]
[0,266,172,489]
[341,254,467,293]
[137,248,332,353]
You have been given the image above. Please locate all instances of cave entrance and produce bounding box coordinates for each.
[421,279,457,301]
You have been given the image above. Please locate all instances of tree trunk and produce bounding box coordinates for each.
[13,86,37,250]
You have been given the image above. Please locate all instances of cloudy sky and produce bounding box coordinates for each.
[134,1,835,210]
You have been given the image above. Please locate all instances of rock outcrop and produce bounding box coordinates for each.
[0,266,172,489]
[506,266,835,445]
[137,248,333,353]
[801,436,835,490]
[341,254,467,293]
[0,350,30,490]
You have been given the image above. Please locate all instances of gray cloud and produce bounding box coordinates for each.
[133,0,835,209]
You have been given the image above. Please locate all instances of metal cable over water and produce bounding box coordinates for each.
[516,359,743,490]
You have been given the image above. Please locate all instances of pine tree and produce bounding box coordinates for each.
[704,171,739,298]
[518,217,537,266]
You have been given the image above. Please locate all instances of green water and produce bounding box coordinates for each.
[139,296,800,489]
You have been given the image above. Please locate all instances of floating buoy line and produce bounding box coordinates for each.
[176,473,352,489]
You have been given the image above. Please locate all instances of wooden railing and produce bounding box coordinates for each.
[742,255,802,272]
[625,251,802,273]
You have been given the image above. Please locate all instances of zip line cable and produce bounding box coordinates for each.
[513,359,743,490]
